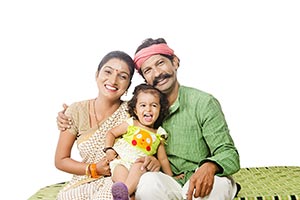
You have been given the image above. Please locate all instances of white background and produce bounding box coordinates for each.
[0,1,299,199]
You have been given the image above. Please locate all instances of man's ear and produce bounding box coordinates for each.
[172,56,180,69]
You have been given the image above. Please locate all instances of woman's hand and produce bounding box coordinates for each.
[135,156,161,172]
[56,103,72,131]
[96,157,111,177]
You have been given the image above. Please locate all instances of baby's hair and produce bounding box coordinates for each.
[127,83,169,129]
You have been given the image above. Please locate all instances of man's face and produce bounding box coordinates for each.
[140,55,178,94]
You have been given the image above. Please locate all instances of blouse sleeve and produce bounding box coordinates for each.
[64,102,80,136]
[157,126,168,140]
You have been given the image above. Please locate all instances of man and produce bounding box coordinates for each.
[57,38,240,200]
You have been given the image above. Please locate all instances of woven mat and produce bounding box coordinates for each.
[28,182,67,200]
[28,166,300,200]
[233,166,300,200]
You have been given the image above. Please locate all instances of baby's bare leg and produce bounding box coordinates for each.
[125,162,147,195]
[112,164,129,183]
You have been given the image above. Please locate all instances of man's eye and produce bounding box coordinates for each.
[143,69,151,74]
[158,61,164,66]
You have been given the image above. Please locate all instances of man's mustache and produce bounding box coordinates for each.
[153,73,172,87]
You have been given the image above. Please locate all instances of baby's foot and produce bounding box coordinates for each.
[112,182,129,200]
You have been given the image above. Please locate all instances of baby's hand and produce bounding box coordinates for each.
[174,173,185,180]
[106,150,118,162]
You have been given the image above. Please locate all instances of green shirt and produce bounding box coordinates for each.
[162,85,240,185]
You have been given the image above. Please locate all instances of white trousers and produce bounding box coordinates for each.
[135,172,237,200]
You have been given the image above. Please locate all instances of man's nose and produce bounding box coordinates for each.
[153,67,162,77]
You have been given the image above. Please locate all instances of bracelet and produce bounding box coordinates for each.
[103,147,115,153]
[85,164,91,177]
[103,147,119,158]
[90,163,100,178]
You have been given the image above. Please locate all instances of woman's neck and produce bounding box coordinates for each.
[92,97,122,126]
[95,97,122,112]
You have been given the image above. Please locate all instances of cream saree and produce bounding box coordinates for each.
[57,100,128,200]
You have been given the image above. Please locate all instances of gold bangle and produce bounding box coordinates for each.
[85,164,91,177]
[90,163,100,178]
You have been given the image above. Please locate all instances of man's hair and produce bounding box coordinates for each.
[134,38,178,76]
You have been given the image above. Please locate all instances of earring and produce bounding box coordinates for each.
[124,90,128,96]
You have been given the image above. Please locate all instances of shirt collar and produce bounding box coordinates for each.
[169,86,182,114]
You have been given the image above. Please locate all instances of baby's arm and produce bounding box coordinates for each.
[157,141,173,176]
[105,121,128,161]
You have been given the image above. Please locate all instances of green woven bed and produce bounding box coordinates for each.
[28,166,300,200]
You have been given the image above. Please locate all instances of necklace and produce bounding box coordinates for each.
[93,98,100,128]
[93,98,121,128]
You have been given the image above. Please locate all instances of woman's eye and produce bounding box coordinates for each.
[104,70,112,74]
[119,75,128,80]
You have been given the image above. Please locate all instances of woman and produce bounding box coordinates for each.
[55,50,135,200]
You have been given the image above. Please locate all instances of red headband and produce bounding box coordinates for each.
[133,43,174,70]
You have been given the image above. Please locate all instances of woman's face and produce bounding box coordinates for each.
[96,58,131,100]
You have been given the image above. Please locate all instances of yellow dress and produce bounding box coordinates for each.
[110,117,167,173]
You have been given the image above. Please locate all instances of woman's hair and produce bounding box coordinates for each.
[97,50,135,81]
[127,83,169,129]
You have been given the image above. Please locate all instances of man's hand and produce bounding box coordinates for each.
[56,103,71,131]
[135,156,161,172]
[186,162,220,200]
